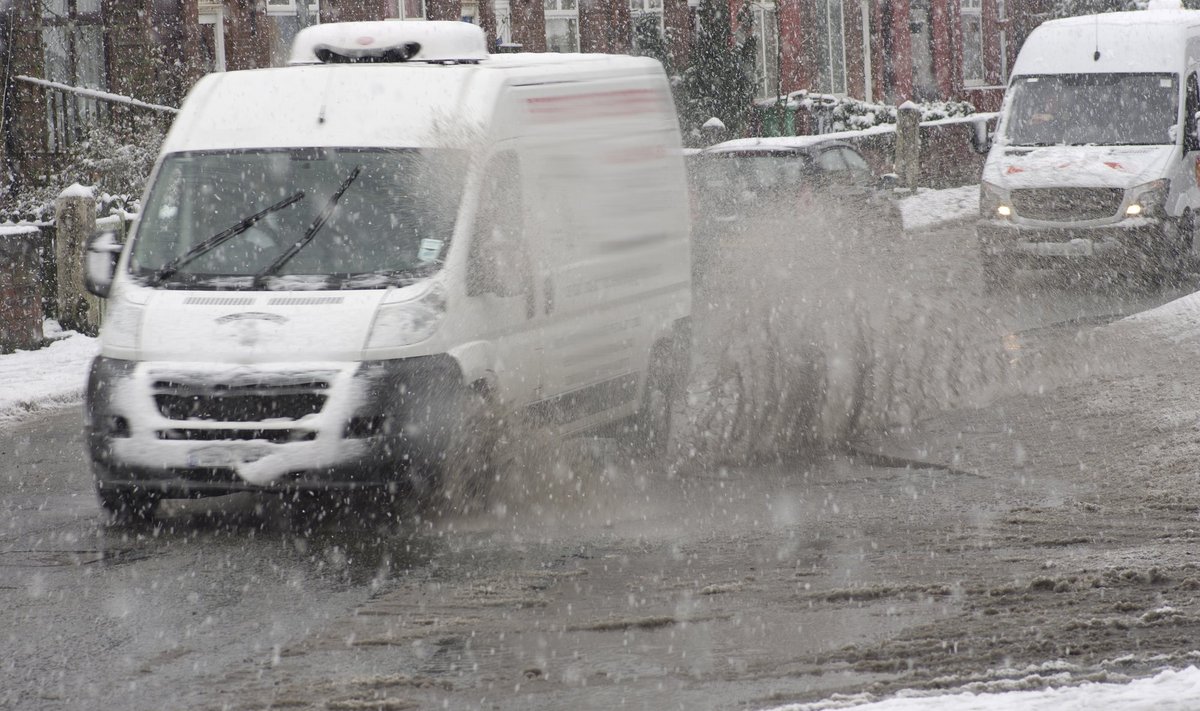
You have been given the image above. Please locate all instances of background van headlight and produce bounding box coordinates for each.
[364,281,446,350]
[980,181,1012,219]
[1125,179,1169,217]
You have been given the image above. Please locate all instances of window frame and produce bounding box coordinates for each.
[961,0,985,87]
[265,0,321,16]
[752,1,780,100]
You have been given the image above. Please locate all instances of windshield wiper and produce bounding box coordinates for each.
[148,192,306,285]
[254,166,362,285]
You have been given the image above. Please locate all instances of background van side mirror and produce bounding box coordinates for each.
[1187,112,1200,152]
[84,230,123,298]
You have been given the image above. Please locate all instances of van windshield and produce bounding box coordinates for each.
[130,148,467,290]
[1004,73,1179,147]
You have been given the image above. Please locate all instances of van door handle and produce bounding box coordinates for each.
[544,276,554,315]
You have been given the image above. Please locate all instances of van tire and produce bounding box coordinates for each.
[1166,210,1197,285]
[981,255,1014,293]
[96,483,160,524]
[631,322,692,459]
[406,379,499,513]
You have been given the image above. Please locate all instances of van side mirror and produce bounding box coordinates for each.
[84,230,123,298]
[877,173,899,191]
[1187,112,1200,152]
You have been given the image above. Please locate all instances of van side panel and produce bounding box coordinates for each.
[507,76,690,431]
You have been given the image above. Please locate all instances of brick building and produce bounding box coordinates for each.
[1,0,1048,203]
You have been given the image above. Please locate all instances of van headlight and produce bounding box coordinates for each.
[980,181,1013,219]
[100,298,144,351]
[1125,179,1169,217]
[365,281,446,350]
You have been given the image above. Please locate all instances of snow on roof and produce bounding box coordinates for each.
[162,64,493,153]
[1014,9,1200,76]
[163,52,664,154]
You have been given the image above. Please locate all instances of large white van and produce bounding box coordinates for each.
[978,3,1200,288]
[83,21,691,519]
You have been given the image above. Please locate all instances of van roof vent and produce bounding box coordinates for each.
[289,21,489,65]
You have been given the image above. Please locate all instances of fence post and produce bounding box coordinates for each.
[895,101,921,191]
[0,227,45,352]
[54,183,101,334]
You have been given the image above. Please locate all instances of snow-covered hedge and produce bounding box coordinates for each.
[759,90,977,134]
[1,115,162,224]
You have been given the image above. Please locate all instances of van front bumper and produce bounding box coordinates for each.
[977,217,1170,268]
[85,355,453,497]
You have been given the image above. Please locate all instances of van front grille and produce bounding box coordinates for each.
[152,380,330,422]
[1010,188,1124,222]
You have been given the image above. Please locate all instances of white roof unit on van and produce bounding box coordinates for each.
[289,21,489,65]
[1012,8,1200,76]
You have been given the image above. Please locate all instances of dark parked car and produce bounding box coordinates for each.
[685,138,902,279]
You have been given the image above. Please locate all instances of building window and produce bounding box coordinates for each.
[265,2,319,67]
[630,0,665,54]
[752,2,780,99]
[396,0,429,19]
[815,0,847,95]
[40,0,106,151]
[197,6,227,73]
[961,0,984,86]
[630,0,665,30]
[545,0,579,53]
[494,0,514,44]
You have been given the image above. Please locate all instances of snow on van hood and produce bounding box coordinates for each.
[134,289,389,363]
[983,145,1174,189]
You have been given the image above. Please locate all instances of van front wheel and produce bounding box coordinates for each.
[406,380,500,513]
[96,483,160,524]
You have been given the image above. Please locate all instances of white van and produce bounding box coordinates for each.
[83,21,691,519]
[977,2,1200,288]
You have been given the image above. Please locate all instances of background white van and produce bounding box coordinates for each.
[978,4,1200,289]
[83,21,692,520]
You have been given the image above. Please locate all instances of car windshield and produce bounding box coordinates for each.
[1004,73,1179,147]
[727,153,807,192]
[130,148,468,289]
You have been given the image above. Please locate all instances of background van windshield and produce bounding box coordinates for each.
[131,148,467,288]
[1005,73,1179,147]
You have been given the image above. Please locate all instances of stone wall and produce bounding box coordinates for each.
[837,116,997,189]
[0,227,46,352]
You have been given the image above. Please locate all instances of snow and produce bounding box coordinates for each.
[58,183,95,199]
[15,75,178,114]
[0,224,39,238]
[4,175,1200,707]
[0,321,97,423]
[766,666,1200,711]
[1122,288,1200,348]
[897,184,979,232]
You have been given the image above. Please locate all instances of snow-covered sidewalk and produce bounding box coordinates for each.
[768,666,1200,711]
[897,184,979,232]
[0,322,97,423]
